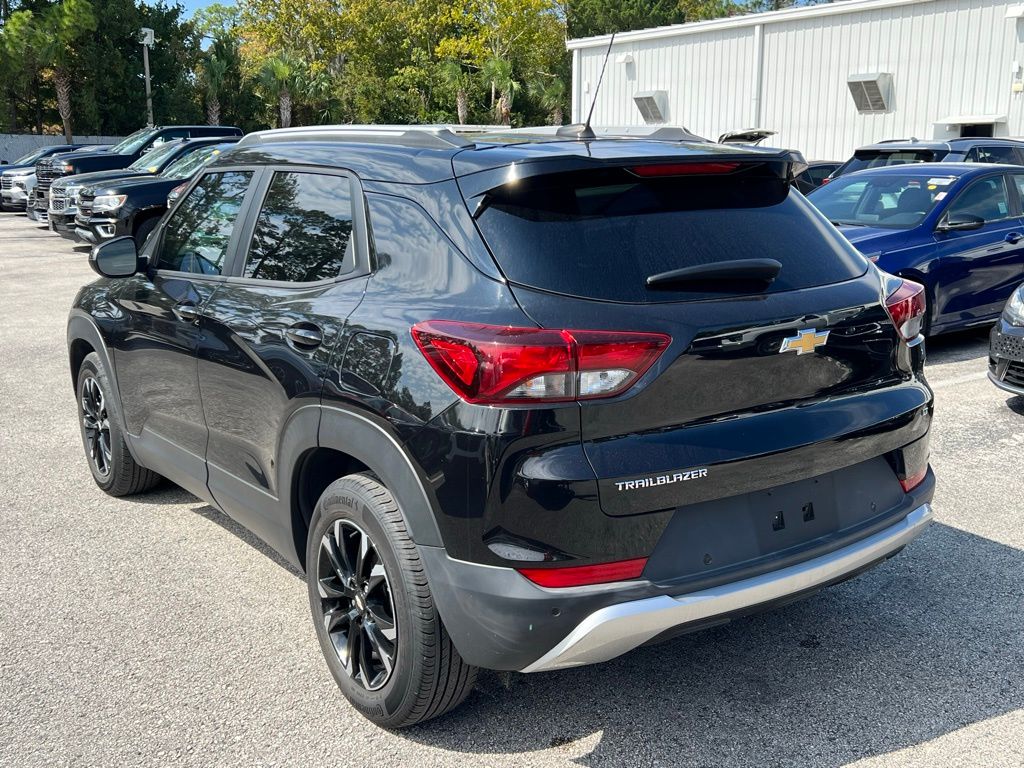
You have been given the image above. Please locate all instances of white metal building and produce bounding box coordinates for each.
[567,0,1024,160]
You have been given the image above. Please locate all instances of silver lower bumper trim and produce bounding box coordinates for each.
[989,370,1024,396]
[522,503,933,673]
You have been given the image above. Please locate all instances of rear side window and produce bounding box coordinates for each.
[241,171,354,283]
[841,150,937,176]
[963,146,1020,165]
[474,167,867,303]
[156,171,252,275]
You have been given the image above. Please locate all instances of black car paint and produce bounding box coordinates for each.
[69,135,935,671]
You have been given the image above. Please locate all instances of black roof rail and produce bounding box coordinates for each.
[236,124,504,150]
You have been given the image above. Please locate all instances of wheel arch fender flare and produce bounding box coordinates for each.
[278,405,445,550]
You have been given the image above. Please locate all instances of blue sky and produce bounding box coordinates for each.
[180,0,225,19]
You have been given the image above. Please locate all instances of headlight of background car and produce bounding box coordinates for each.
[65,185,82,204]
[92,194,127,212]
[1005,285,1024,327]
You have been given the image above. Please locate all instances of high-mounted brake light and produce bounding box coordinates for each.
[884,278,927,342]
[629,162,741,177]
[411,321,670,405]
[517,557,648,588]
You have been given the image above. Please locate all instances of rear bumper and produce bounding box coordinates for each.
[423,471,934,672]
[522,502,932,672]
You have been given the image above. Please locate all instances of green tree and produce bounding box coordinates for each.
[529,74,565,124]
[479,55,519,125]
[258,53,300,128]
[566,0,684,37]
[438,59,472,124]
[200,51,228,125]
[192,1,240,39]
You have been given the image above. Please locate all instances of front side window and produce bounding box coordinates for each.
[810,173,955,229]
[161,144,225,179]
[155,171,253,275]
[945,177,1010,223]
[241,171,354,283]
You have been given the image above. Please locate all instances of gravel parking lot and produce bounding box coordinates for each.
[1,211,1022,768]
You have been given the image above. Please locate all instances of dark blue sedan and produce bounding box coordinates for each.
[808,163,1024,335]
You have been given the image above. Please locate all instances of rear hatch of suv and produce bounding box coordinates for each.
[454,143,932,584]
[832,146,945,178]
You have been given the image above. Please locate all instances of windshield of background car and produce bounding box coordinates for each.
[111,128,157,155]
[12,149,46,165]
[161,145,223,179]
[839,149,940,175]
[128,141,182,172]
[474,165,868,303]
[809,172,958,229]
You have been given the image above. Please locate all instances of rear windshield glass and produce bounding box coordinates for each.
[809,172,957,229]
[839,150,939,176]
[474,167,868,303]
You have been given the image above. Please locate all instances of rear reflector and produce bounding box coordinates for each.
[518,557,648,588]
[411,321,670,405]
[629,162,741,177]
[884,278,927,341]
[899,466,927,492]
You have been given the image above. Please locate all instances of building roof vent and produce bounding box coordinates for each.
[633,91,668,124]
[847,73,893,113]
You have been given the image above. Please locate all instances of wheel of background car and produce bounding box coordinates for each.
[306,472,477,728]
[76,352,162,496]
[133,216,160,248]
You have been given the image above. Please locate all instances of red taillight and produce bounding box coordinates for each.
[899,466,927,492]
[884,279,927,341]
[629,162,741,177]
[820,177,832,185]
[518,557,648,588]
[411,321,670,405]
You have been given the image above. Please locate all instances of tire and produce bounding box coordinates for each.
[307,473,477,728]
[133,216,159,248]
[76,352,162,496]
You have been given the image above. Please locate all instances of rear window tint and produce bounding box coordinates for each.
[474,168,867,303]
[841,150,939,175]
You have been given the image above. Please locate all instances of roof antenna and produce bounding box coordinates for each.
[557,32,615,140]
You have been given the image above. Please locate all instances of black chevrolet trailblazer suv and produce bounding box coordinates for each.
[68,125,936,728]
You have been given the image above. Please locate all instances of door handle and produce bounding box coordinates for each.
[1005,232,1023,244]
[285,324,323,349]
[173,302,200,324]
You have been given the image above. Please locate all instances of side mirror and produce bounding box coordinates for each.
[89,237,142,278]
[937,213,985,232]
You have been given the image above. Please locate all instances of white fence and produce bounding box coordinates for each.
[0,134,124,164]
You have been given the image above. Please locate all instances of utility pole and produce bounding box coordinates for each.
[139,27,155,127]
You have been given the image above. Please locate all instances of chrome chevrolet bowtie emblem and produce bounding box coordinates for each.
[780,328,830,355]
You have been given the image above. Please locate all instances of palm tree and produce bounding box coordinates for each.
[201,54,228,126]
[258,53,300,129]
[530,76,566,125]
[438,59,471,125]
[480,57,519,126]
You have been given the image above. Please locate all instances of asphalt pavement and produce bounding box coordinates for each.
[0,212,1022,768]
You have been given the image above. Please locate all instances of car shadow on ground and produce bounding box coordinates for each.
[405,523,1024,766]
[924,327,991,365]
[178,487,1023,767]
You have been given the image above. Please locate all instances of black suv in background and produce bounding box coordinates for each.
[828,137,1024,182]
[69,125,935,727]
[75,140,238,246]
[48,138,238,242]
[33,125,241,220]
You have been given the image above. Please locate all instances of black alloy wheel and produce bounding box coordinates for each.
[80,374,112,477]
[315,519,398,692]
